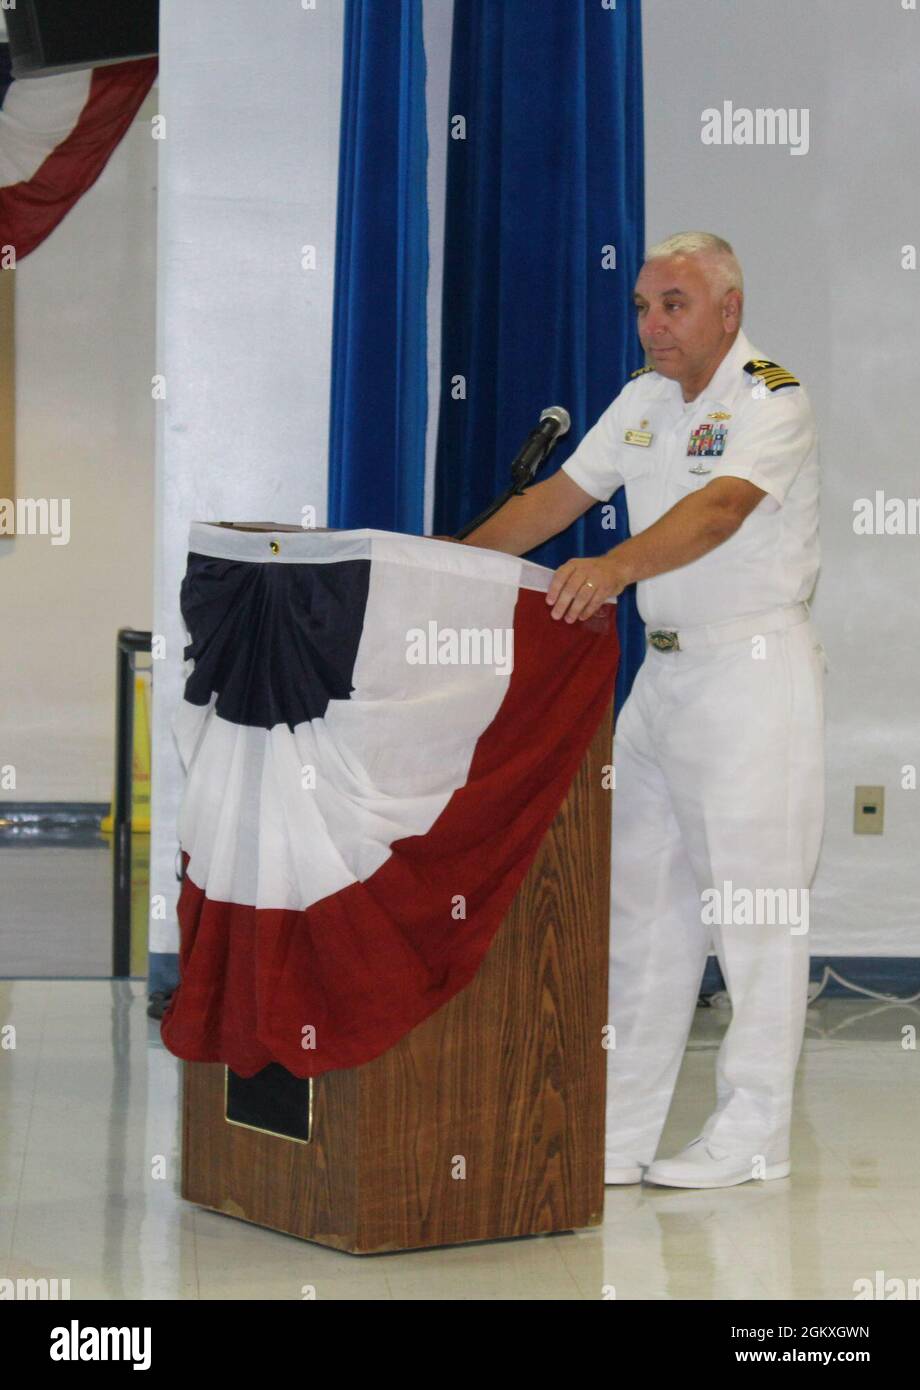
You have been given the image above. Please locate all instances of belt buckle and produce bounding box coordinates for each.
[648,629,680,652]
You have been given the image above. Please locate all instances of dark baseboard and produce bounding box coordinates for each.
[150,950,920,1005]
[702,955,920,999]
[0,801,109,845]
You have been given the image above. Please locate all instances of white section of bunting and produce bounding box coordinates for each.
[186,521,615,603]
[0,63,92,185]
[174,522,517,911]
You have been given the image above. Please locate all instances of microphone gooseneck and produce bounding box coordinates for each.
[453,405,571,541]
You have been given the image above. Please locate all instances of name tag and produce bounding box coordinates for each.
[624,429,653,447]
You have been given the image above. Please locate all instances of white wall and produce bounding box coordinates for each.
[0,86,158,802]
[150,0,344,960]
[5,0,913,962]
[643,0,920,953]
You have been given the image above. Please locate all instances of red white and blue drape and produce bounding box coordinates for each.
[161,525,618,1077]
[0,45,156,259]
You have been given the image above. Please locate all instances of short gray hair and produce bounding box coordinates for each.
[644,231,744,299]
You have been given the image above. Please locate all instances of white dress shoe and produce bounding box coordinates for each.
[604,1158,644,1185]
[643,1137,791,1189]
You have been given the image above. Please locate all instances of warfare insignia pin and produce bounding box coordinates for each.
[708,411,731,421]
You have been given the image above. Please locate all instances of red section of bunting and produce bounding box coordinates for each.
[161,588,618,1077]
[0,57,157,259]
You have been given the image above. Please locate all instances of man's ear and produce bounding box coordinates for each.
[723,289,742,331]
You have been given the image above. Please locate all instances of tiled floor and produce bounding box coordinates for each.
[2,981,918,1299]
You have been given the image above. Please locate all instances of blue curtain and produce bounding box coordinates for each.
[432,0,646,710]
[328,0,429,534]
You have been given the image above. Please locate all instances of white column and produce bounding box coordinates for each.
[150,0,344,968]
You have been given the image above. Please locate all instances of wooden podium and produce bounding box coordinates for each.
[180,705,612,1254]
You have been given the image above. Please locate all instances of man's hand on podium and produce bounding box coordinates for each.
[546,552,630,623]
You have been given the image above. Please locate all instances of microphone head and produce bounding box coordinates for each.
[540,405,571,436]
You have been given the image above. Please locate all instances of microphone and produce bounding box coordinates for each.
[509,406,571,486]
[451,405,572,541]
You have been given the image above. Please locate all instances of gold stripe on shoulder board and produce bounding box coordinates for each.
[630,364,655,378]
[743,358,800,391]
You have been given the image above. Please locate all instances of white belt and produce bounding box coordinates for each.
[646,602,810,653]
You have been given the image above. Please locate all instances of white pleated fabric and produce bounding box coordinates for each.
[173,525,554,912]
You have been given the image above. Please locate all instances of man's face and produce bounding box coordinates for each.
[632,254,739,389]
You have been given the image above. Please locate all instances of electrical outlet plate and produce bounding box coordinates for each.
[854,785,884,835]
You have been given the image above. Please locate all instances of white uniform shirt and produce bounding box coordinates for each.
[561,328,819,629]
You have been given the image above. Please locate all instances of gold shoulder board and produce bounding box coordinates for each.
[743,358,800,392]
[630,364,656,379]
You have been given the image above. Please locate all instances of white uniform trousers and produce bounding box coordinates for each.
[606,614,826,1168]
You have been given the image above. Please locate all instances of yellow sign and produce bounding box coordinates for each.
[101,672,151,834]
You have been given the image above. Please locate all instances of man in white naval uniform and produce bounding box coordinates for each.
[458,231,825,1189]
